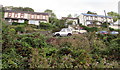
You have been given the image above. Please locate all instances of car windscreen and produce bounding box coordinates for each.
[66,29,72,32]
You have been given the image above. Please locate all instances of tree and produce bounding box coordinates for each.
[44,9,56,18]
[23,7,34,12]
[107,11,119,22]
[67,14,72,18]
[66,21,73,25]
[12,7,24,11]
[54,19,66,28]
[6,6,34,12]
[74,14,79,18]
[87,11,97,15]
[39,22,54,30]
[44,9,57,24]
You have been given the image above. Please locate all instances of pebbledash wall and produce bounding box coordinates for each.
[79,13,114,26]
[4,10,49,25]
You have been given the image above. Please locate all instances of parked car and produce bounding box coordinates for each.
[110,31,119,34]
[53,28,72,36]
[96,31,108,34]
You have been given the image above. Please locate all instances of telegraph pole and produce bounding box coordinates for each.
[0,4,2,70]
[104,10,109,31]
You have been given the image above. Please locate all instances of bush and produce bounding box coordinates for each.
[85,27,98,32]
[109,27,115,31]
[19,33,48,48]
[12,22,27,25]
[39,22,55,30]
[60,42,72,48]
[15,25,25,33]
[57,48,72,55]
[80,25,99,32]
[101,23,108,28]
[52,27,61,33]
[21,37,33,47]
[106,38,120,60]
[42,47,57,56]
[27,24,37,29]
[25,26,35,33]
[2,48,24,68]
[33,38,48,48]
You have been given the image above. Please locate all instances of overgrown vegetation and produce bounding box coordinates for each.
[2,20,120,69]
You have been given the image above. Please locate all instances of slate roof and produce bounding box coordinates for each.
[4,10,49,15]
[62,17,79,20]
[82,13,112,18]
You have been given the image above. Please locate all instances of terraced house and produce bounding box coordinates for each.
[79,13,113,26]
[4,10,49,25]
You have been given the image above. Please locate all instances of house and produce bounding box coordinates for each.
[112,20,120,25]
[109,20,120,29]
[4,10,49,25]
[79,13,113,26]
[62,17,79,25]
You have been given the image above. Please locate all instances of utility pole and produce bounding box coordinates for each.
[104,10,109,31]
[0,5,2,70]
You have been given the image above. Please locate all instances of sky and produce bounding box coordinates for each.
[0,0,119,18]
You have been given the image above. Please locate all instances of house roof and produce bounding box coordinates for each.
[82,13,112,18]
[4,10,49,15]
[62,17,79,20]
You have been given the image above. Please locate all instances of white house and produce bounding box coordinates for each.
[4,10,49,25]
[109,20,120,29]
[79,13,113,26]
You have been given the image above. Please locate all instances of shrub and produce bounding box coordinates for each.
[12,22,27,25]
[52,27,61,33]
[109,27,115,31]
[15,25,25,33]
[39,22,55,30]
[19,33,48,48]
[79,25,99,32]
[57,48,72,55]
[2,48,24,68]
[33,38,48,48]
[60,42,72,48]
[21,37,34,47]
[84,27,98,32]
[107,38,120,60]
[27,24,37,29]
[24,26,34,33]
[41,47,57,56]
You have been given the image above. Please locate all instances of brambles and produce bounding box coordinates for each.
[57,47,72,55]
[2,22,120,69]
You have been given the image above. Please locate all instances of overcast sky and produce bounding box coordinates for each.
[0,0,119,18]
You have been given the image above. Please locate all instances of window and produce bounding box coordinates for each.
[43,16,46,19]
[18,20,24,23]
[66,29,71,32]
[14,13,18,18]
[8,13,12,17]
[60,29,66,32]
